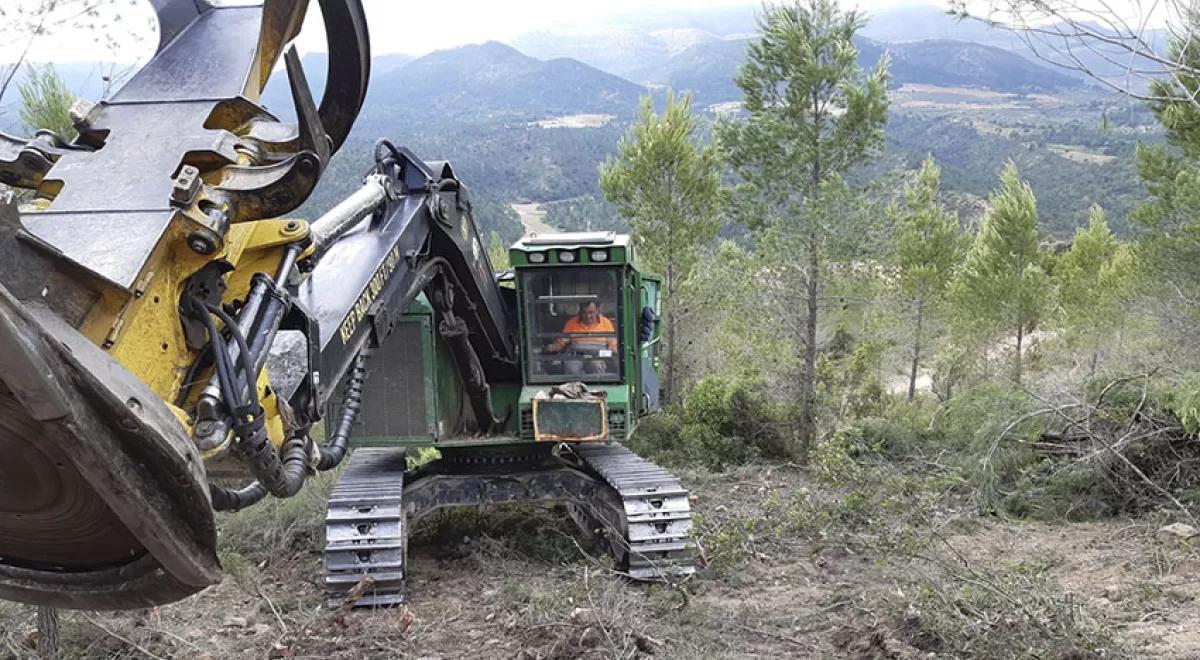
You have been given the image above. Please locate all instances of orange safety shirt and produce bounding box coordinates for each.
[554,315,617,351]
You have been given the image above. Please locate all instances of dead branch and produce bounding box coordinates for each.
[951,0,1200,108]
[79,613,168,660]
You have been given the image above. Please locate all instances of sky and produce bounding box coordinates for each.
[0,0,934,65]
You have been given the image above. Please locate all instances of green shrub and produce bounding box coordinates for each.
[630,375,794,470]
[683,375,793,460]
[630,407,760,471]
[815,425,867,483]
[941,382,1045,515]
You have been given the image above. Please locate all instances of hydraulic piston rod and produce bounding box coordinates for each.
[310,174,391,259]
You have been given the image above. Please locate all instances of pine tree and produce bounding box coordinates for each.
[487,231,511,271]
[951,161,1052,386]
[600,91,722,404]
[1130,26,1200,346]
[1055,207,1134,376]
[717,0,888,458]
[18,64,75,140]
[892,156,964,400]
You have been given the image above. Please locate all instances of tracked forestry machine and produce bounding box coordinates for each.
[0,0,693,610]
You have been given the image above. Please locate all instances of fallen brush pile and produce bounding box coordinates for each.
[978,372,1200,521]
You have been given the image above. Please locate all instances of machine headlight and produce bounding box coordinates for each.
[528,252,546,263]
[558,250,577,263]
[590,249,608,262]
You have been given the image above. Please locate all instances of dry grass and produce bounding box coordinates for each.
[0,461,1188,659]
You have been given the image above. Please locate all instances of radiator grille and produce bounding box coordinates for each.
[333,321,429,440]
[608,409,626,439]
[519,407,535,439]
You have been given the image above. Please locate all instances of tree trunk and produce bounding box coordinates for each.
[37,606,59,660]
[1014,323,1024,386]
[799,233,820,460]
[908,302,924,402]
[664,258,677,405]
[796,88,827,461]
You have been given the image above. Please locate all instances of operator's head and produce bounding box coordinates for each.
[581,301,600,325]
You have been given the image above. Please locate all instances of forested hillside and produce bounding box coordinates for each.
[4,6,1156,244]
[272,28,1156,247]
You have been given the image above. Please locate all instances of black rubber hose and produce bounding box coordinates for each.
[209,480,266,512]
[317,350,370,471]
[204,302,259,410]
[194,299,241,413]
[374,138,402,169]
[210,433,311,511]
[196,297,307,506]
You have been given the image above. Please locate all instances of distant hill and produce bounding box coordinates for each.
[512,5,758,80]
[862,5,1167,89]
[294,42,643,234]
[366,41,647,123]
[512,27,673,82]
[857,38,1083,92]
[640,38,748,104]
[644,36,1083,106]
[859,6,1026,48]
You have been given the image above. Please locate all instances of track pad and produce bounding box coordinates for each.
[0,284,220,610]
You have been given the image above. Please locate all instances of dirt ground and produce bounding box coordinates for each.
[950,522,1200,659]
[1,465,1197,659]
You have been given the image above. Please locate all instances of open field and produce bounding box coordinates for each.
[534,115,617,129]
[512,203,556,236]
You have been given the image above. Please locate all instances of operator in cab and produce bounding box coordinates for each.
[546,301,617,375]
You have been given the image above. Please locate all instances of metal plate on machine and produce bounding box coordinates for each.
[533,399,607,442]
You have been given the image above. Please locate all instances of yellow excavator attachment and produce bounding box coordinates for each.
[0,0,370,609]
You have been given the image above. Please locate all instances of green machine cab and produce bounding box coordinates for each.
[510,231,663,444]
[345,230,663,449]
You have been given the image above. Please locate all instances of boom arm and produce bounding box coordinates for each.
[275,143,521,449]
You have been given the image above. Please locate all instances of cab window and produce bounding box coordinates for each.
[522,267,621,384]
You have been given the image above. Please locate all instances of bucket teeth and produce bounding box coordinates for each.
[0,283,221,610]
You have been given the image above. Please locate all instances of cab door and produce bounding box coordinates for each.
[637,274,663,413]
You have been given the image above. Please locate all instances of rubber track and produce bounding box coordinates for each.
[571,443,695,580]
[323,448,407,608]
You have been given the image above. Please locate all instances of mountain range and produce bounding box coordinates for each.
[0,3,1160,241]
[287,31,1088,126]
[4,4,1118,132]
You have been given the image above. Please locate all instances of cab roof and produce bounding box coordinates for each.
[514,232,632,250]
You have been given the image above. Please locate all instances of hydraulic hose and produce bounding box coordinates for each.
[210,434,310,511]
[215,348,371,509]
[209,480,266,512]
[195,296,309,508]
[317,350,369,471]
